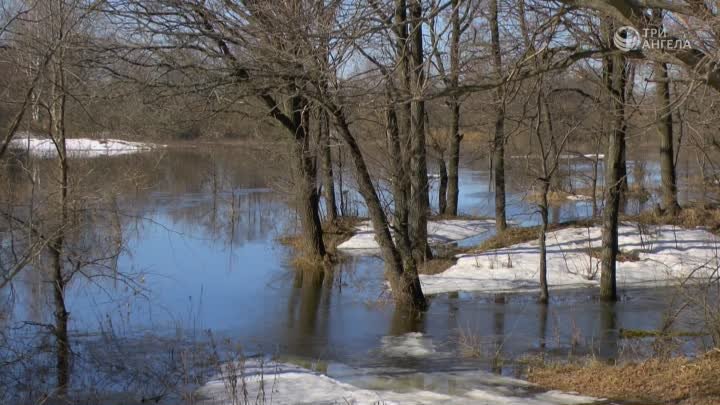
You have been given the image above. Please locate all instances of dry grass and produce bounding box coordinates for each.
[428,213,492,221]
[321,216,362,254]
[277,216,362,269]
[624,206,720,234]
[524,190,591,206]
[528,350,720,405]
[456,326,486,358]
[474,220,597,252]
[418,258,456,275]
[586,247,640,262]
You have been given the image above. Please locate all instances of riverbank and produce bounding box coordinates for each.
[419,222,720,295]
[9,133,160,157]
[197,358,599,405]
[528,350,720,405]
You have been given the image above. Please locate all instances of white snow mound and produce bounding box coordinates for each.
[197,359,598,404]
[421,224,720,295]
[10,133,157,157]
[338,219,495,254]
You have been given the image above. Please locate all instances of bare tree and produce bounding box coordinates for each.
[650,9,680,215]
[599,19,628,302]
[489,0,507,232]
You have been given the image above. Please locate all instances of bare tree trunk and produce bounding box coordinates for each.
[591,146,601,218]
[318,4,337,224]
[187,5,327,259]
[333,108,427,309]
[539,180,550,304]
[489,0,507,232]
[655,61,679,214]
[50,56,70,396]
[600,36,627,302]
[294,99,326,259]
[438,154,448,214]
[445,0,461,216]
[51,235,70,395]
[337,146,346,216]
[537,95,553,305]
[320,109,338,223]
[652,11,679,215]
[386,95,413,261]
[619,146,628,214]
[408,0,430,262]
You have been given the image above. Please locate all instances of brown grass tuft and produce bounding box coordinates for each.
[528,350,720,405]
[278,216,362,268]
[623,206,720,234]
[586,247,640,262]
[321,216,362,254]
[475,220,597,252]
[418,258,456,275]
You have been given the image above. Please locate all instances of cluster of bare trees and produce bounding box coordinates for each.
[3,0,720,398]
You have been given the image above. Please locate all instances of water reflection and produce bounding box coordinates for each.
[598,302,619,359]
[0,147,709,391]
[284,267,333,357]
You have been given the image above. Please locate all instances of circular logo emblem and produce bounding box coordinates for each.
[614,26,642,52]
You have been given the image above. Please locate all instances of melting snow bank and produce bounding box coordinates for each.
[511,154,604,160]
[197,359,598,404]
[421,224,720,295]
[10,134,158,157]
[338,219,496,255]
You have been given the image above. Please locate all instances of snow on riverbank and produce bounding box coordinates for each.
[10,134,157,157]
[197,359,598,404]
[511,153,604,160]
[421,224,720,295]
[338,219,496,254]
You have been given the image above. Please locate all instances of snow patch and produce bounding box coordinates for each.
[197,360,599,404]
[338,219,495,254]
[511,154,604,160]
[421,224,720,295]
[564,194,593,202]
[10,133,157,157]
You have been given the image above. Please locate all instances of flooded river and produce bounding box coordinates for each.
[1,146,708,403]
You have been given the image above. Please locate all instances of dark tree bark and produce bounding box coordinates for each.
[651,10,680,215]
[319,109,338,223]
[189,4,327,260]
[293,99,326,259]
[333,107,427,309]
[438,154,448,214]
[317,3,337,224]
[445,0,462,216]
[50,59,70,396]
[489,0,507,232]
[538,179,550,304]
[385,92,413,261]
[600,26,628,302]
[408,0,431,262]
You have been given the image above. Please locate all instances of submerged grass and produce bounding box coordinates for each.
[618,328,704,339]
[277,216,362,270]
